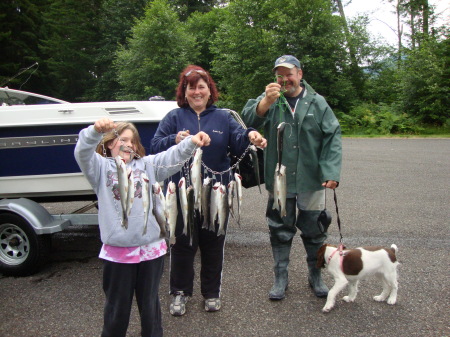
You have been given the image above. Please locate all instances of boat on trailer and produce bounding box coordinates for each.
[0,87,177,201]
[0,87,178,276]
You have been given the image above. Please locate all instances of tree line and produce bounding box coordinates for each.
[1,0,448,133]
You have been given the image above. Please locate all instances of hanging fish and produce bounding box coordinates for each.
[273,163,287,217]
[201,177,212,229]
[178,177,189,236]
[186,185,195,246]
[273,122,287,217]
[209,182,221,232]
[190,148,203,212]
[126,168,135,216]
[217,184,229,236]
[166,181,178,246]
[115,155,129,229]
[151,181,166,238]
[234,173,243,224]
[227,180,238,225]
[249,145,262,194]
[141,173,150,235]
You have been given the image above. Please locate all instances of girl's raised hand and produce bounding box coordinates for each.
[94,118,117,133]
[191,131,211,147]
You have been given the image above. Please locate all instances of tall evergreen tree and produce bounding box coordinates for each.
[39,0,102,101]
[0,0,45,92]
[87,0,148,101]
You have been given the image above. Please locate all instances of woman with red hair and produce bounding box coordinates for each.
[151,65,266,316]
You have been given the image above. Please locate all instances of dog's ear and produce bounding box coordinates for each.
[316,244,327,269]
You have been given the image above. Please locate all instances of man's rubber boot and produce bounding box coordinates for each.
[307,264,328,298]
[268,239,292,300]
[302,236,329,298]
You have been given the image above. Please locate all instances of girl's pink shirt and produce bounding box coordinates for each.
[99,239,167,263]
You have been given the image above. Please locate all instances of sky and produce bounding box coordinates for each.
[343,0,449,45]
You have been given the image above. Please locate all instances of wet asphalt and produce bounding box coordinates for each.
[0,138,449,337]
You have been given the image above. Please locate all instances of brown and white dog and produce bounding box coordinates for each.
[317,243,399,313]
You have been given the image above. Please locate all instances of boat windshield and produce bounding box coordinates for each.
[0,88,69,106]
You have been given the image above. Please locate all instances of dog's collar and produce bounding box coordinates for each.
[327,243,346,270]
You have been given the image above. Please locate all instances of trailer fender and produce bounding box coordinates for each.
[0,198,70,234]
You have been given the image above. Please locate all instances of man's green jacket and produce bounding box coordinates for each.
[241,80,342,194]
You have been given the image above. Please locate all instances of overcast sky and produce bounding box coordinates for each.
[344,0,449,45]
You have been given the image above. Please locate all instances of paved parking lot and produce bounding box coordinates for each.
[1,138,449,336]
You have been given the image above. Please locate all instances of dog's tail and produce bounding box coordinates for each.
[391,244,398,253]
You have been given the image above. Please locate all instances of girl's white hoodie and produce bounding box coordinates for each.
[75,125,196,247]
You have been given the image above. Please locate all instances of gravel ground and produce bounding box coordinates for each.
[1,138,449,337]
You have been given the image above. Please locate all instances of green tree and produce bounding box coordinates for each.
[397,34,449,124]
[211,0,365,112]
[39,0,102,101]
[168,0,226,21]
[87,0,148,101]
[0,0,45,92]
[115,0,199,100]
[185,8,225,71]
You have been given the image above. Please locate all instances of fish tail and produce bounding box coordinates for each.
[217,229,225,236]
[169,236,176,246]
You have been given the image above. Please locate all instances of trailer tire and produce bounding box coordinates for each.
[0,213,51,276]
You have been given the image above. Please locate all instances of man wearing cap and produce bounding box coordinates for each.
[241,55,342,300]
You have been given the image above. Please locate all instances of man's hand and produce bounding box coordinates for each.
[322,180,339,189]
[256,83,281,117]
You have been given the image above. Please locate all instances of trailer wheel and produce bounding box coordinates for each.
[0,213,51,276]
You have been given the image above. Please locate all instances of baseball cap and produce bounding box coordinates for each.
[273,55,301,71]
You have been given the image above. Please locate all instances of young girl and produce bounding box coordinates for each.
[74,118,210,337]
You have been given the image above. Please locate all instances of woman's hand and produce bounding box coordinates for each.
[191,131,211,147]
[94,118,116,133]
[248,131,267,148]
[176,130,191,144]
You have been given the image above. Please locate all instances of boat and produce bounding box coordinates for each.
[0,87,178,202]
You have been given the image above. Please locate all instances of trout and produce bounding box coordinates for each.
[115,155,128,229]
[178,177,188,236]
[217,184,229,236]
[273,122,287,217]
[249,145,262,193]
[201,177,212,229]
[151,181,166,238]
[166,181,178,246]
[273,163,287,217]
[190,148,203,212]
[227,180,237,225]
[234,173,243,224]
[209,182,221,232]
[186,185,195,246]
[141,173,150,235]
[126,168,134,216]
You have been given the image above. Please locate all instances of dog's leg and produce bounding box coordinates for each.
[374,273,390,302]
[343,279,359,302]
[386,268,398,305]
[322,276,348,313]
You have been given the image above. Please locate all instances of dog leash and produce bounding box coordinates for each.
[323,188,346,267]
[332,189,344,244]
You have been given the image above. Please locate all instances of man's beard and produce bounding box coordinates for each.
[283,82,299,97]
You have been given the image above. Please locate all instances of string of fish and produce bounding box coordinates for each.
[105,130,197,233]
[108,130,250,243]
[165,143,252,246]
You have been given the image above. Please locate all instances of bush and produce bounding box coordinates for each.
[337,103,423,135]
